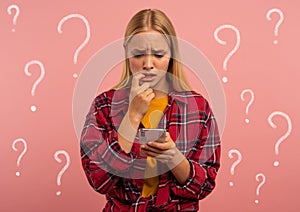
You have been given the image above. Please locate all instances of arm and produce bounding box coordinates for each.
[118,75,155,153]
[80,95,138,194]
[117,110,144,153]
[169,105,221,200]
[168,150,190,185]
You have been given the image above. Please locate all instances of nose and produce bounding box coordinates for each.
[143,54,154,70]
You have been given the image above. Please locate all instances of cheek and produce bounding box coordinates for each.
[129,59,142,73]
[159,58,171,70]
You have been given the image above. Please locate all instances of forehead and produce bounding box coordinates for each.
[126,32,170,50]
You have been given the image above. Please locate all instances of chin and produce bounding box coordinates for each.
[148,80,160,88]
[150,81,169,92]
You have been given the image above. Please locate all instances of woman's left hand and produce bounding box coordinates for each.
[140,132,185,167]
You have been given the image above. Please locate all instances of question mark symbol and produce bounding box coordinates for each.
[240,89,254,124]
[266,8,284,45]
[57,14,91,78]
[12,138,27,177]
[24,60,45,112]
[254,173,266,204]
[7,4,20,32]
[268,111,292,167]
[214,24,241,83]
[54,150,71,196]
[228,149,242,187]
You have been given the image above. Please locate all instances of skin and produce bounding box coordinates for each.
[118,30,190,185]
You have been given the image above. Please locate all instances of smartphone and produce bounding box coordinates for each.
[138,128,166,144]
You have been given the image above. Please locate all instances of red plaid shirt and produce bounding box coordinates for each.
[80,87,221,211]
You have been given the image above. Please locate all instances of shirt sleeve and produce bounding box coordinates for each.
[170,101,221,200]
[80,95,137,194]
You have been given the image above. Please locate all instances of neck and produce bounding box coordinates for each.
[153,89,168,98]
[153,81,169,98]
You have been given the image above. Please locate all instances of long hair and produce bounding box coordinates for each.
[114,9,191,91]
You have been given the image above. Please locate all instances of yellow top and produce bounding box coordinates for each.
[141,96,168,128]
[141,96,168,197]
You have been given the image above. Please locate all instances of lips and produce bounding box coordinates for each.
[141,73,156,82]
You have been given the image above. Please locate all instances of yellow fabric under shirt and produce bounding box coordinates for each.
[141,96,168,197]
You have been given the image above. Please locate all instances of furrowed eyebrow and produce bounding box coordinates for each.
[131,48,145,52]
[131,49,168,53]
[131,47,168,51]
[152,48,168,52]
[152,50,167,53]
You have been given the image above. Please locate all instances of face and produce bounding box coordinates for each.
[126,30,171,88]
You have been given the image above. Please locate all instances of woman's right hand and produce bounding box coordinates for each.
[128,73,155,122]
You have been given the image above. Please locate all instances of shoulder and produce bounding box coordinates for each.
[93,89,115,107]
[94,88,129,107]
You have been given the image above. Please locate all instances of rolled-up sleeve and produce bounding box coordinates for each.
[170,102,221,200]
[80,94,137,193]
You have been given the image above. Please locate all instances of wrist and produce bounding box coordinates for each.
[118,113,138,143]
[128,110,143,125]
[167,147,186,169]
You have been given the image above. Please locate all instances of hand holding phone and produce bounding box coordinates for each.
[138,128,166,144]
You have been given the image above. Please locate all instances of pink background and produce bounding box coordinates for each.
[1,0,299,211]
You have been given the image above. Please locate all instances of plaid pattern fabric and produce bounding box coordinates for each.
[80,87,221,212]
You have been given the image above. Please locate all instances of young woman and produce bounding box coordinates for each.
[80,9,221,211]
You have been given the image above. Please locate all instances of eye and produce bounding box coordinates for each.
[152,51,167,58]
[133,53,144,58]
[154,54,164,58]
[131,51,145,58]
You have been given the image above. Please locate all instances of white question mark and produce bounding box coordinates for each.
[254,173,266,204]
[7,4,20,32]
[57,14,91,78]
[266,8,284,45]
[240,89,255,124]
[214,24,241,83]
[228,149,242,187]
[12,138,27,177]
[54,150,71,196]
[24,60,45,112]
[268,111,292,167]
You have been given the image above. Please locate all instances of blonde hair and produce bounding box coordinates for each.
[114,9,191,91]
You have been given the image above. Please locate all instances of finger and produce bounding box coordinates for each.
[160,133,175,146]
[143,150,169,159]
[146,92,155,102]
[154,133,169,143]
[140,149,147,156]
[138,82,150,93]
[165,132,172,141]
[156,134,168,143]
[132,72,145,88]
[141,144,164,154]
[147,141,174,150]
[151,153,174,164]
[143,88,154,96]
